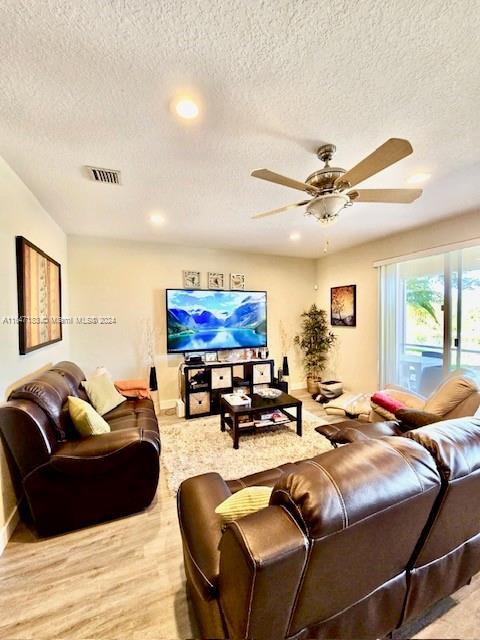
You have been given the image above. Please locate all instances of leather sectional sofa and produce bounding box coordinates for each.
[0,361,160,536]
[178,417,480,639]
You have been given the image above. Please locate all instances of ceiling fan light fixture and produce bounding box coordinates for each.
[306,193,350,225]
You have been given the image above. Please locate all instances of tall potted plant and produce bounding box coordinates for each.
[294,304,336,393]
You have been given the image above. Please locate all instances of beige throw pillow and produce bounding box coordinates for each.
[424,374,479,416]
[81,373,126,416]
[215,486,273,525]
[68,396,111,437]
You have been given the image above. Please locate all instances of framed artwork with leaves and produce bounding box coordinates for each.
[16,236,62,354]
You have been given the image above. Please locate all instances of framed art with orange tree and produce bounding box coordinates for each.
[16,236,62,354]
[331,284,356,327]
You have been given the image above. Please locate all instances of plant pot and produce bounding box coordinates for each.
[307,377,320,394]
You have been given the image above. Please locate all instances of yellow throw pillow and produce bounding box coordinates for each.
[81,373,126,416]
[68,396,111,437]
[215,486,273,525]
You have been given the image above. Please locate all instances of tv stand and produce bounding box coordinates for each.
[180,358,275,419]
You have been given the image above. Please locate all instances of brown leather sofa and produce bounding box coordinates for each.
[0,361,160,537]
[178,417,480,639]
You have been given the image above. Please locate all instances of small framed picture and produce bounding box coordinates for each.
[208,272,224,289]
[205,351,217,363]
[331,284,357,327]
[230,273,245,290]
[183,270,200,289]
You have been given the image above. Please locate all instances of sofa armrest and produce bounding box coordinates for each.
[49,428,159,475]
[219,505,308,640]
[395,408,444,430]
[0,400,57,478]
[177,473,232,601]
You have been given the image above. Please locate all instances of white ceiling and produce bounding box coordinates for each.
[1,0,480,258]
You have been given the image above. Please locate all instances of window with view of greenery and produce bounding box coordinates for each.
[380,245,480,393]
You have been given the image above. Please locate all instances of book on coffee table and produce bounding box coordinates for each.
[221,393,251,407]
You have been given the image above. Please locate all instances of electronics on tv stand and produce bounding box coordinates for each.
[184,354,204,365]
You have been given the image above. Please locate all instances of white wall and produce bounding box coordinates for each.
[0,156,69,549]
[68,236,317,402]
[316,209,480,393]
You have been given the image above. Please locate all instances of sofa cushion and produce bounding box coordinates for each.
[9,370,75,441]
[406,417,480,481]
[424,373,479,416]
[106,410,159,438]
[316,420,403,444]
[52,361,89,401]
[103,398,156,420]
[270,438,440,538]
[103,398,159,437]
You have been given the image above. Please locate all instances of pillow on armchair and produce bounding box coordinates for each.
[371,391,407,414]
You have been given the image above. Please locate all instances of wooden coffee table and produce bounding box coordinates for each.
[220,392,302,449]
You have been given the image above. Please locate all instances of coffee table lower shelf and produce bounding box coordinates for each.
[220,393,302,449]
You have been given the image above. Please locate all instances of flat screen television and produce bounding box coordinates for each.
[166,289,267,353]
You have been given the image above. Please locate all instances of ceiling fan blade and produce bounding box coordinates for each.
[251,200,311,219]
[251,168,317,194]
[348,188,423,203]
[335,138,413,189]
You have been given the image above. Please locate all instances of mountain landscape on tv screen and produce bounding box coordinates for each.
[167,291,267,351]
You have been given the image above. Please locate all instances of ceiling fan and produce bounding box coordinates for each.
[250,138,423,225]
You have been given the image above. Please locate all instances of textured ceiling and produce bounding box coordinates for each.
[1,0,480,258]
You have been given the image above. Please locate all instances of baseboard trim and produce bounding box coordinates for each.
[159,398,177,410]
[0,504,20,556]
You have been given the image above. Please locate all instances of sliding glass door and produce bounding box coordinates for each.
[450,246,480,372]
[379,244,480,394]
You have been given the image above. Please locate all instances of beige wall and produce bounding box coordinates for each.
[316,209,480,393]
[68,236,317,402]
[0,156,69,549]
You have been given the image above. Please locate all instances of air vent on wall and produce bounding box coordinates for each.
[85,166,121,185]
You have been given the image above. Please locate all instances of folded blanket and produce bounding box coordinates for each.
[371,391,406,414]
[114,379,150,399]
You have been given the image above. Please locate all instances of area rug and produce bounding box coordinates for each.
[161,409,331,493]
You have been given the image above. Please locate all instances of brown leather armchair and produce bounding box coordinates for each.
[178,417,480,639]
[0,361,160,536]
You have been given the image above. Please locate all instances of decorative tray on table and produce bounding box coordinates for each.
[255,387,282,399]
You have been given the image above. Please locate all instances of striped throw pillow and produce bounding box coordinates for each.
[215,486,273,525]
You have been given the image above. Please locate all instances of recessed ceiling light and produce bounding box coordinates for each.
[407,172,431,185]
[149,212,166,225]
[174,97,199,120]
[289,232,301,241]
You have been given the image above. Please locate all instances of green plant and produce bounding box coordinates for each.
[294,304,336,379]
[406,277,442,324]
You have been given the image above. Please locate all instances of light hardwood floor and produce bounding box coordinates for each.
[0,391,478,639]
